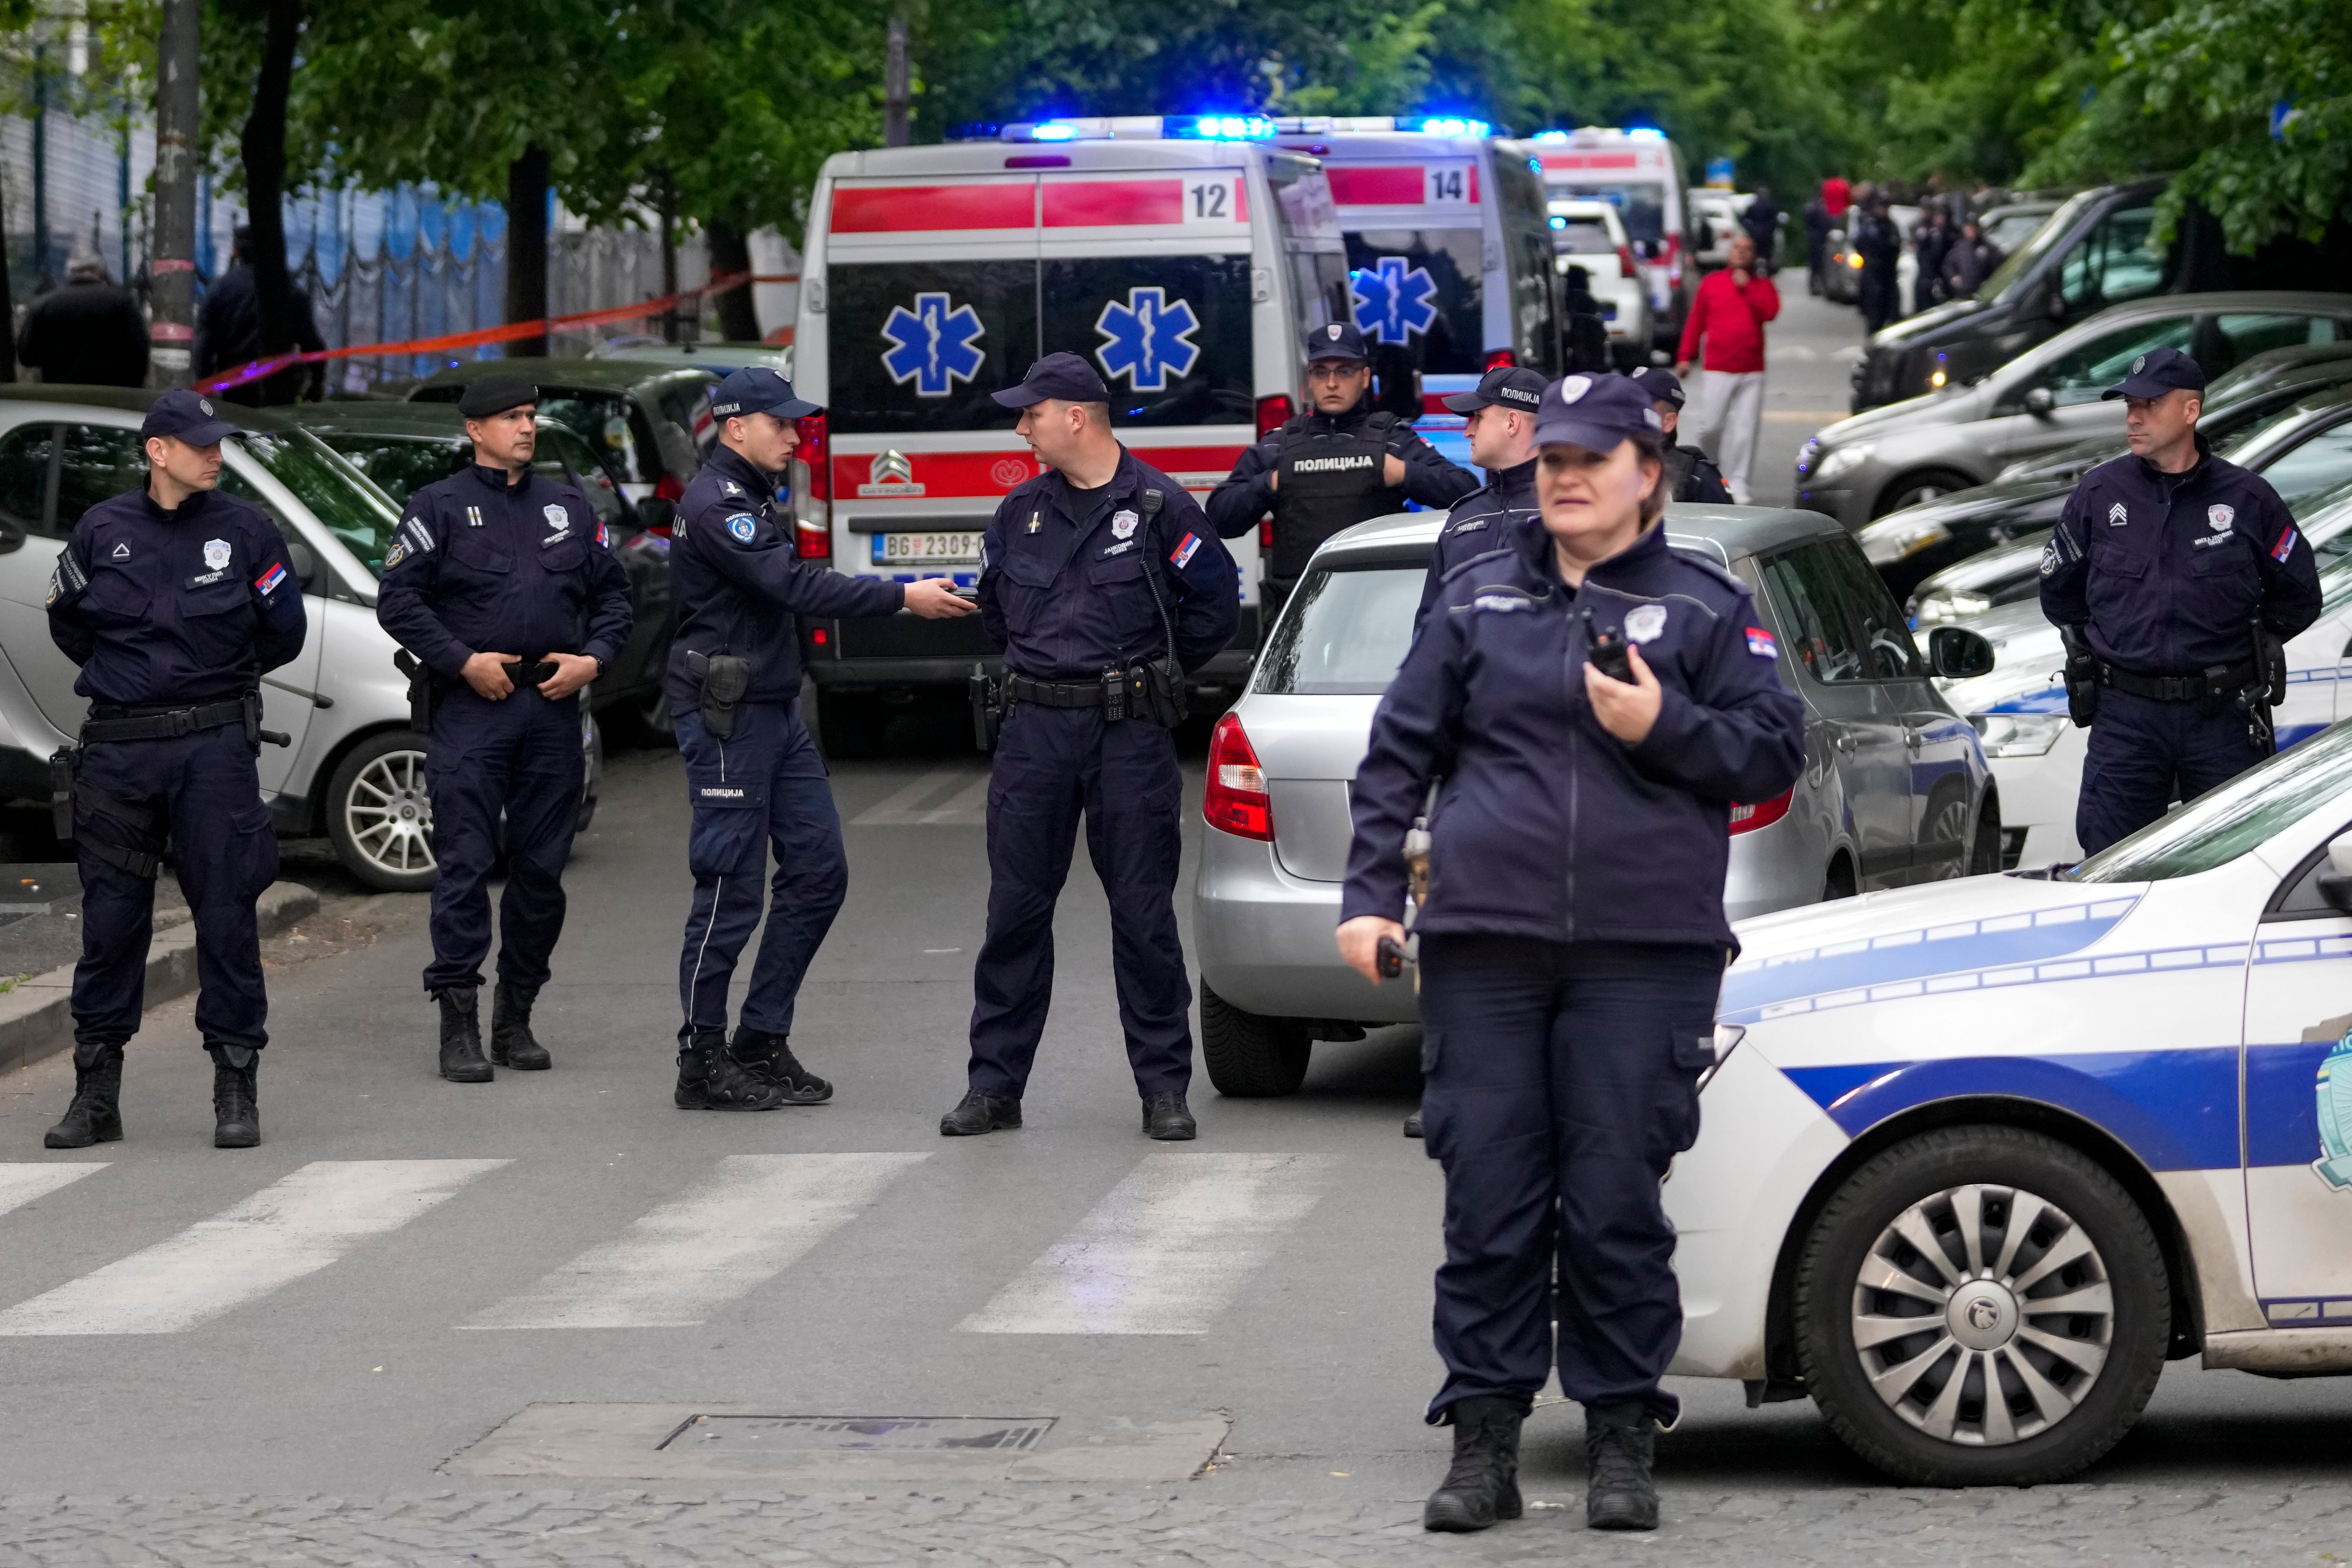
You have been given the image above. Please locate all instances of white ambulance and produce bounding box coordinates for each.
[788,117,1350,746]
[1531,126,1697,354]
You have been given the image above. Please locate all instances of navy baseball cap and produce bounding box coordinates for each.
[1441,365,1548,415]
[456,374,539,419]
[1533,372,1664,451]
[140,389,237,446]
[2103,346,2207,401]
[1303,320,1369,363]
[711,366,820,421]
[1627,366,1686,410]
[991,351,1111,408]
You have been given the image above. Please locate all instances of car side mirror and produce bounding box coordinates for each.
[2021,386,2055,417]
[635,496,676,534]
[1929,625,1995,679]
[2318,831,2352,916]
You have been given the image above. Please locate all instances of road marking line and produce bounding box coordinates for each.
[460,1153,929,1330]
[0,1163,105,1221]
[0,1160,507,1336]
[851,770,987,826]
[917,773,992,824]
[959,1152,1341,1335]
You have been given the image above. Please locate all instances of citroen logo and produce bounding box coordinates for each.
[870,449,914,486]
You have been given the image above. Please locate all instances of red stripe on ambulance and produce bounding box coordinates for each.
[830,184,1034,233]
[1326,166,1423,206]
[1043,179,1184,227]
[834,445,1246,501]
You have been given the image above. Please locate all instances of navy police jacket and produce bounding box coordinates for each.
[980,448,1238,681]
[1415,455,1538,628]
[2039,437,2320,675]
[1204,401,1475,542]
[1342,520,1806,950]
[665,443,902,712]
[47,484,307,706]
[377,463,632,682]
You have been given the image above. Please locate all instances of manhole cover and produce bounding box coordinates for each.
[660,1415,1055,1453]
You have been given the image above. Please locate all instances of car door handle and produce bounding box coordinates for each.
[1831,730,1857,754]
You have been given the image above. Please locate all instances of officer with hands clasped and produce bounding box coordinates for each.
[2040,346,2321,856]
[945,352,1238,1141]
[1627,368,1734,504]
[376,375,634,1084]
[43,389,307,1150]
[666,368,972,1112]
[1414,365,1547,628]
[1338,373,1803,1534]
[1208,321,1477,628]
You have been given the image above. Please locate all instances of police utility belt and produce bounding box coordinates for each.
[2098,660,2259,703]
[49,693,289,880]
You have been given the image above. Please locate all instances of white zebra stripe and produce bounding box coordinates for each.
[0,1163,105,1221]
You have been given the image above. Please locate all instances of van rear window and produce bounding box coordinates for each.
[1345,230,1484,376]
[1551,182,1667,246]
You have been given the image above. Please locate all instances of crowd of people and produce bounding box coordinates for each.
[1799,177,2014,331]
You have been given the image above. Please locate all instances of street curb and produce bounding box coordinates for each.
[0,881,321,1076]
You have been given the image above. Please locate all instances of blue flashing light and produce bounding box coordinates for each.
[1031,123,1078,141]
[1402,115,1492,139]
[1176,113,1275,141]
[1531,129,1569,144]
[1549,215,1566,229]
[1627,127,1665,141]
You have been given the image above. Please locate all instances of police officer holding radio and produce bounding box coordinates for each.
[946,352,1237,1140]
[1207,321,1477,629]
[2040,346,2321,856]
[665,368,971,1112]
[376,375,634,1084]
[1340,373,1803,1534]
[1414,365,1547,627]
[1627,368,1734,504]
[43,389,307,1150]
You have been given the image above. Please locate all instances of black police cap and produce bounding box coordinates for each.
[1303,320,1369,363]
[457,374,540,419]
[991,352,1111,408]
[2103,346,2207,401]
[140,389,236,446]
[1627,366,1686,410]
[1441,365,1548,415]
[1532,372,1664,452]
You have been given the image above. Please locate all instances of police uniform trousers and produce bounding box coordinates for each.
[965,701,1192,1099]
[422,685,583,995]
[2076,688,2265,856]
[674,700,846,1044]
[1415,935,1721,1428]
[71,724,277,1061]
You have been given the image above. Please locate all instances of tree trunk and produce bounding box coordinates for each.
[706,220,760,342]
[237,0,303,403]
[504,143,550,357]
[655,171,678,343]
[0,201,16,382]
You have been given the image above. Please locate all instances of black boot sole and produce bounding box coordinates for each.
[214,1124,260,1149]
[441,1063,495,1084]
[940,1114,1019,1136]
[43,1121,121,1150]
[1586,1495,1658,1531]
[491,1049,552,1070]
[1423,1483,1521,1533]
[1144,1118,1197,1140]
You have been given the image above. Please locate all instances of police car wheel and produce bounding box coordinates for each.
[1794,1125,2169,1485]
[1198,982,1311,1098]
[326,729,437,892]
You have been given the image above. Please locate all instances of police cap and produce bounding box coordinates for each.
[1626,365,1686,410]
[140,388,237,446]
[991,351,1111,408]
[711,366,820,421]
[2103,345,2207,401]
[1532,372,1664,452]
[456,375,540,419]
[1302,320,1369,363]
[1441,365,1548,415]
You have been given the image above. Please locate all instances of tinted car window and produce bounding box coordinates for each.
[2057,204,2171,314]
[2215,313,2339,371]
[2035,317,2195,408]
[652,376,718,459]
[1255,560,1425,695]
[0,422,56,536]
[2263,419,2352,513]
[319,434,467,503]
[1563,183,1666,246]
[54,423,145,529]
[534,422,630,526]
[1823,532,1927,678]
[1345,230,1482,376]
[1044,254,1254,427]
[1761,543,1866,684]
[827,260,1036,436]
[1557,220,1617,255]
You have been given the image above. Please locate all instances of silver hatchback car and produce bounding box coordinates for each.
[1191,506,2000,1095]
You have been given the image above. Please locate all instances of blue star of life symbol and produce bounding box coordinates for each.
[881,291,986,397]
[1093,286,1202,393]
[1350,255,1439,344]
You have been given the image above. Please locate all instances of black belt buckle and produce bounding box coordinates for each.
[505,660,558,688]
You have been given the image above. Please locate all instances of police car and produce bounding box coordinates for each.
[1680,720,2352,1482]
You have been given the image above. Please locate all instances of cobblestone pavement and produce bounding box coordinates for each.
[2,1482,2349,1567]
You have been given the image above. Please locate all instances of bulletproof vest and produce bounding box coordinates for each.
[1271,412,1401,583]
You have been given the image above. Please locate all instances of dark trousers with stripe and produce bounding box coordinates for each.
[422,686,585,995]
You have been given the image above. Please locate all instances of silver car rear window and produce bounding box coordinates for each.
[1257,561,1427,695]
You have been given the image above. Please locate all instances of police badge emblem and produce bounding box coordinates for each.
[1112,509,1139,540]
[727,513,758,543]
[202,538,232,571]
[1559,374,1592,403]
[1624,603,1667,642]
[2209,504,2235,530]
[543,504,570,533]
[2317,1028,2352,1190]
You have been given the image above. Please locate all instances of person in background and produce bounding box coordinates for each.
[1912,204,1952,316]
[1804,191,1834,297]
[193,225,327,405]
[1675,232,1780,504]
[16,251,149,388]
[1940,217,2002,300]
[1738,185,1781,274]
[1854,196,1904,334]
[1820,175,1851,224]
[1628,368,1733,504]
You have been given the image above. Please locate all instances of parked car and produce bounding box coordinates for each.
[288,401,680,738]
[405,357,720,515]
[1549,197,1653,368]
[1190,505,1997,1095]
[1820,205,1920,313]
[1799,291,2352,527]
[1973,200,2059,264]
[0,388,601,891]
[1689,189,1751,270]
[1678,725,2352,1481]
[586,338,794,379]
[1531,125,1700,351]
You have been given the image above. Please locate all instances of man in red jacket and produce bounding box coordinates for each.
[1675,233,1780,503]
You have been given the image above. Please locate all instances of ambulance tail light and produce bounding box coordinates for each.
[1255,393,1294,438]
[1204,713,1274,841]
[795,519,832,560]
[1617,244,1639,279]
[1727,788,1793,835]
[795,413,830,501]
[1259,518,1273,550]
[1483,349,1516,370]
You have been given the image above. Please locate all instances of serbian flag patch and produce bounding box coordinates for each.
[1170,531,1202,569]
[1745,626,1779,659]
[2274,526,2299,564]
[254,562,287,595]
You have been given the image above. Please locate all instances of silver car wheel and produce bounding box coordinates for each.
[344,747,436,876]
[1850,1182,2113,1446]
[1924,794,1973,877]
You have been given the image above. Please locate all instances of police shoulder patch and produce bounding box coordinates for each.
[726,513,759,544]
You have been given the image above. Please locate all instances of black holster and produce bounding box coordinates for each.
[49,745,77,843]
[2059,626,2100,728]
[394,650,435,732]
[969,664,1003,752]
[688,651,752,740]
[1139,654,1187,728]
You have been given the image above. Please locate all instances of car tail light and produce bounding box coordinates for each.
[795,520,832,560]
[1255,393,1294,438]
[654,471,685,503]
[1616,244,1638,278]
[1728,788,1793,835]
[795,413,830,501]
[1204,712,1273,841]
[1483,348,1516,369]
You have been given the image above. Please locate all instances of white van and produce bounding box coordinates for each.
[788,118,1349,744]
[1531,127,1697,352]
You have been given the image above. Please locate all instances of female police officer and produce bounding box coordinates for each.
[1338,373,1803,1533]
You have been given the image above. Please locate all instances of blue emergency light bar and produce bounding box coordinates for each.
[950,113,1510,143]
[1172,114,1278,140]
[1399,115,1492,138]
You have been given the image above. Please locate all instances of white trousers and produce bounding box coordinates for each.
[1692,369,1764,505]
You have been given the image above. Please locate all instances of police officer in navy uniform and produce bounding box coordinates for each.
[1340,374,1803,1533]
[2040,346,2321,856]
[944,353,1238,1140]
[666,368,972,1112]
[43,389,308,1150]
[1415,365,1547,630]
[1207,321,1477,631]
[1627,368,1734,504]
[376,376,634,1083]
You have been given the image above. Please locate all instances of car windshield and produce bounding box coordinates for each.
[1550,181,1666,246]
[2069,718,2352,883]
[231,429,403,579]
[1555,219,1618,255]
[1256,558,1426,695]
[1984,188,2100,304]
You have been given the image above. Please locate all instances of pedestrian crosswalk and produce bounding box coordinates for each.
[848,769,991,826]
[0,1152,1355,1338]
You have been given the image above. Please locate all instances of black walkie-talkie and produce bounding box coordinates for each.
[1585,610,1636,684]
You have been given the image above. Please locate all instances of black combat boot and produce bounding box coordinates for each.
[674,1030,788,1110]
[1584,1401,1659,1531]
[44,1045,124,1149]
[436,987,493,1084]
[1141,1090,1196,1140]
[209,1044,260,1149]
[727,1026,830,1102]
[1422,1395,1524,1533]
[939,1089,1021,1136]
[1403,1109,1424,1138]
[490,983,553,1071]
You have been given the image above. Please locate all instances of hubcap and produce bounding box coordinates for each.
[345,749,435,875]
[1849,1182,2113,1446]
